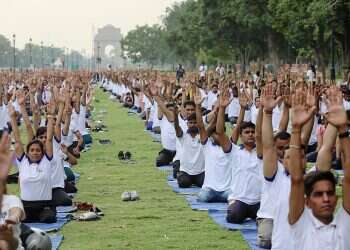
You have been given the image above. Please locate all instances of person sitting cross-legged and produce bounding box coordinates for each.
[193,88,231,202]
[216,87,262,224]
[173,104,205,188]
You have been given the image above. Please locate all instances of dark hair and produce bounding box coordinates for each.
[274,131,291,141]
[36,126,47,137]
[187,113,197,121]
[26,139,44,154]
[239,122,255,134]
[184,100,195,108]
[304,171,336,197]
[166,103,175,109]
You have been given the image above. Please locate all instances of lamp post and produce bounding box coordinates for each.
[29,38,33,68]
[40,41,44,68]
[50,44,54,68]
[12,34,16,71]
[97,42,101,72]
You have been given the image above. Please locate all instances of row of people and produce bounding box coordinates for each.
[100,70,350,250]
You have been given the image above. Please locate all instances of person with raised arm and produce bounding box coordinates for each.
[289,87,350,250]
[216,86,262,224]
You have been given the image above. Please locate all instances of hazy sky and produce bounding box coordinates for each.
[0,0,181,54]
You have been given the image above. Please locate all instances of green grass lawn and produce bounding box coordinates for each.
[8,88,249,250]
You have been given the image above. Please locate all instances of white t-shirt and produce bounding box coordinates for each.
[0,104,9,130]
[179,133,205,175]
[228,97,240,118]
[174,114,188,161]
[291,207,350,250]
[78,105,89,136]
[51,137,67,188]
[257,161,283,219]
[0,195,24,250]
[160,116,176,151]
[268,164,292,250]
[202,140,231,192]
[226,144,262,204]
[17,154,53,201]
[207,91,218,111]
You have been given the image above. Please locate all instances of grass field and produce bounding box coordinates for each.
[8,88,249,250]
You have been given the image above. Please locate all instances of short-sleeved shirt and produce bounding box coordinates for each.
[226,144,262,204]
[179,133,205,175]
[291,207,350,250]
[202,140,231,192]
[17,154,53,201]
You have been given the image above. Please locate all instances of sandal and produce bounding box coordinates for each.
[118,151,125,160]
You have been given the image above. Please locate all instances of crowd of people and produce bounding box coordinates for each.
[100,65,350,250]
[1,65,350,249]
[0,70,94,249]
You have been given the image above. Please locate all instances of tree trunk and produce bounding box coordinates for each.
[314,47,326,84]
[267,30,280,70]
[342,9,350,80]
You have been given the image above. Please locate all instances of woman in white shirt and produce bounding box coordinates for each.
[9,101,56,223]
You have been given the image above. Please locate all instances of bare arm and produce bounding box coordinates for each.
[255,106,263,158]
[173,108,183,138]
[216,90,232,152]
[45,101,55,159]
[8,105,24,158]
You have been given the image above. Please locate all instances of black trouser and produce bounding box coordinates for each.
[52,187,72,206]
[226,200,260,224]
[22,200,57,223]
[156,149,176,167]
[64,180,78,193]
[172,160,180,178]
[177,171,205,188]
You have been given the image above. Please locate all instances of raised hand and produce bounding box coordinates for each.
[239,91,249,108]
[291,89,316,128]
[219,88,232,108]
[16,90,26,106]
[306,86,317,108]
[47,100,56,116]
[7,103,16,118]
[0,132,11,184]
[262,84,282,111]
[324,86,347,128]
[193,88,203,105]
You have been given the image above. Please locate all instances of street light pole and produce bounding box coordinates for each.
[29,38,33,68]
[50,44,54,68]
[40,41,44,68]
[12,34,16,71]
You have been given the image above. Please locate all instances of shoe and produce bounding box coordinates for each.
[118,151,125,160]
[121,191,131,201]
[130,191,139,201]
[90,206,104,216]
[124,151,131,160]
[76,211,100,221]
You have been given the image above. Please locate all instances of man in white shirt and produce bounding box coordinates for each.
[174,109,205,188]
[216,89,261,224]
[288,87,350,250]
[193,91,231,202]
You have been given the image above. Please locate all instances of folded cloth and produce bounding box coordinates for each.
[208,209,257,231]
[185,195,228,211]
[167,180,200,195]
[241,229,267,250]
[50,234,64,250]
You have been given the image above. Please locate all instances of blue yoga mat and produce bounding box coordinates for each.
[241,229,266,250]
[50,234,64,250]
[145,130,161,142]
[167,180,200,195]
[25,217,69,233]
[57,206,77,213]
[208,209,257,231]
[167,174,175,181]
[185,195,228,211]
[157,165,173,171]
[74,173,80,180]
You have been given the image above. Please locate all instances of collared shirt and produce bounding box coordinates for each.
[226,143,262,204]
[291,207,350,250]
